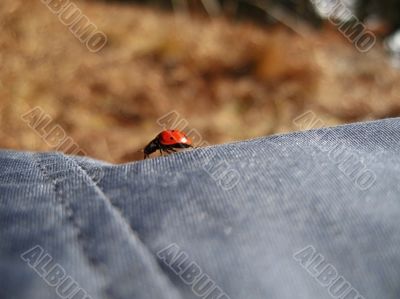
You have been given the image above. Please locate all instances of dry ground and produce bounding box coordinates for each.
[1,0,399,162]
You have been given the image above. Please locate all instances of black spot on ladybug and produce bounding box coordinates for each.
[170,137,173,140]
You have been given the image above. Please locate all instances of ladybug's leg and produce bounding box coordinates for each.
[162,145,179,155]
[165,145,177,154]
[160,144,171,155]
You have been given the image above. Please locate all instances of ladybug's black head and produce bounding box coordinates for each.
[143,139,159,159]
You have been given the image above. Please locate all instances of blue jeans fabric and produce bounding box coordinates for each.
[1,118,400,299]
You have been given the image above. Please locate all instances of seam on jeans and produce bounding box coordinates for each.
[71,157,143,242]
[32,154,103,272]
[72,157,185,299]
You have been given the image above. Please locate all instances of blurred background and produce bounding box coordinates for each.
[1,0,400,163]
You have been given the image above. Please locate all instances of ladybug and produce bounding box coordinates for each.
[144,129,192,159]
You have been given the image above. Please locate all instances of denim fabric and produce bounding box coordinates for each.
[1,118,400,299]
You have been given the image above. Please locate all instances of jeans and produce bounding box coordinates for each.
[1,117,400,299]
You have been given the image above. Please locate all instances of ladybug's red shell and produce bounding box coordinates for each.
[143,129,193,159]
[158,130,192,146]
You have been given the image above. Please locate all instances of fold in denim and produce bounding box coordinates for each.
[1,118,400,299]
